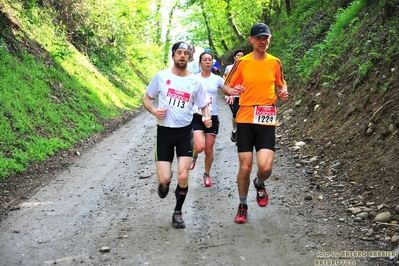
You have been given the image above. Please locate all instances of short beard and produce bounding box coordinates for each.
[174,61,187,70]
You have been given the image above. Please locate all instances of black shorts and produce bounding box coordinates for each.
[156,125,193,162]
[191,114,219,135]
[228,97,240,118]
[236,123,275,152]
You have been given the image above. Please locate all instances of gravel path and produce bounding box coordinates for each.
[2,93,395,265]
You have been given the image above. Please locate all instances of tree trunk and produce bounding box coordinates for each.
[285,0,291,16]
[154,0,162,46]
[201,8,216,54]
[163,2,178,65]
[225,0,244,42]
[227,15,244,42]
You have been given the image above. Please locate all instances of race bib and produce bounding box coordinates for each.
[166,88,191,111]
[253,105,276,125]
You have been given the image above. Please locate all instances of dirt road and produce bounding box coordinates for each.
[1,94,323,265]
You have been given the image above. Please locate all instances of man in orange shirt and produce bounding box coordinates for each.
[222,23,289,223]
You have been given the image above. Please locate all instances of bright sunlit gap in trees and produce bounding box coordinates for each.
[159,0,205,65]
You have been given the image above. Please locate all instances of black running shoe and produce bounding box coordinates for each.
[172,211,185,228]
[158,173,172,198]
[158,180,171,198]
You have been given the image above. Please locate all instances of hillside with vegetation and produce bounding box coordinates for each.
[1,0,398,221]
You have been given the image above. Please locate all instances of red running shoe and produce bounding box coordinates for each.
[203,174,212,187]
[234,204,248,223]
[253,178,269,207]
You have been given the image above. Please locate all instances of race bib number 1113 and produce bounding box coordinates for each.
[166,88,191,111]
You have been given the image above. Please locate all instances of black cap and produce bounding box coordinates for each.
[250,23,271,38]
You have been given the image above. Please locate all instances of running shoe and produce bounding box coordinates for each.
[234,204,248,224]
[253,178,269,207]
[172,211,186,228]
[230,131,237,142]
[158,176,172,199]
[203,174,212,187]
[190,156,198,170]
[158,172,173,198]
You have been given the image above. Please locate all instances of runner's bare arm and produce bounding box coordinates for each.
[222,84,233,96]
[142,93,167,119]
[200,105,212,128]
[222,84,245,96]
[277,83,289,101]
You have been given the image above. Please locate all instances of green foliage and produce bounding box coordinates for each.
[178,0,285,56]
[326,1,363,42]
[381,80,391,94]
[358,60,373,76]
[322,74,340,84]
[335,104,343,112]
[0,0,151,179]
[292,0,364,82]
[0,46,103,178]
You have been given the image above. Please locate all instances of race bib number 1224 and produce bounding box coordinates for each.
[253,105,276,125]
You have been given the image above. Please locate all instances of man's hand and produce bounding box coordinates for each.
[231,85,245,96]
[202,117,212,128]
[278,90,289,100]
[225,95,234,105]
[155,107,167,120]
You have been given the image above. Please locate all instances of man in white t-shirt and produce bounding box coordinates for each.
[224,49,245,78]
[142,41,212,229]
[187,44,201,74]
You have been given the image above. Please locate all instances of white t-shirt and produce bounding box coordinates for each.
[193,73,224,116]
[224,63,240,99]
[145,68,209,128]
[224,64,234,76]
[187,61,201,74]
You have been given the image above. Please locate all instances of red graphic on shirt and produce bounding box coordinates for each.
[255,106,276,116]
[167,88,190,102]
[166,79,171,85]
